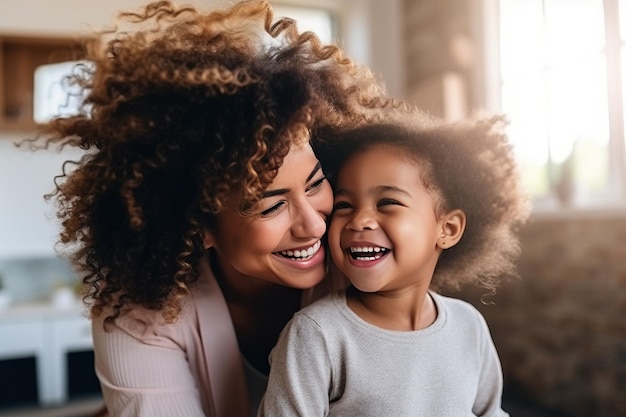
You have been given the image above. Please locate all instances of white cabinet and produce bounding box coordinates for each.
[0,320,44,357]
[0,302,94,405]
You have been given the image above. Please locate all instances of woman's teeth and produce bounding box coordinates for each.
[279,240,321,260]
[349,246,389,261]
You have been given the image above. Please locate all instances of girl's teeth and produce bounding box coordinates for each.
[349,246,389,261]
[355,255,382,261]
[350,246,386,253]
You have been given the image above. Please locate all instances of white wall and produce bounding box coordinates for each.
[0,135,82,259]
[0,0,403,259]
[0,0,217,36]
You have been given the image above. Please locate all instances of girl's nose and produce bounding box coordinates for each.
[346,209,377,231]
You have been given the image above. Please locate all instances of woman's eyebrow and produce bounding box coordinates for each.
[261,188,288,198]
[306,162,322,182]
[261,162,322,199]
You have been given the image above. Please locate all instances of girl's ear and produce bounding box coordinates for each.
[202,229,215,249]
[437,209,466,249]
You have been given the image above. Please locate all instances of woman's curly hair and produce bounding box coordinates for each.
[32,0,396,326]
[316,115,531,294]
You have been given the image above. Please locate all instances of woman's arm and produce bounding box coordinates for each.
[92,315,209,417]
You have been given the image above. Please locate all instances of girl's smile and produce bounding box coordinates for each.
[329,145,443,294]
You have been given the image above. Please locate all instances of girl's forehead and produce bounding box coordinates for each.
[344,143,419,168]
[340,145,418,177]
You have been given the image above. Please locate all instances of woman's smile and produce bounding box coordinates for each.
[277,240,322,260]
[273,240,326,270]
[208,143,333,288]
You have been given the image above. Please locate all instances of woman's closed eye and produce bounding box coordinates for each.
[259,201,286,217]
[307,176,327,194]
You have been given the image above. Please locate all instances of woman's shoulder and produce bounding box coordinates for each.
[91,294,198,344]
[93,266,221,343]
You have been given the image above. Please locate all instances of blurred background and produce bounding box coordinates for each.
[0,0,624,416]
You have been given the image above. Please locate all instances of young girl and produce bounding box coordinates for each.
[259,117,530,416]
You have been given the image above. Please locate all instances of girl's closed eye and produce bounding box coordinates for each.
[333,200,352,211]
[377,198,404,208]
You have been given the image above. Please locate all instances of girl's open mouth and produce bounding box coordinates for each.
[348,246,390,261]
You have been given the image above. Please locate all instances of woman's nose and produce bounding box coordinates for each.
[292,201,328,239]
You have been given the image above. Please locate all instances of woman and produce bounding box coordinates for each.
[35,0,397,416]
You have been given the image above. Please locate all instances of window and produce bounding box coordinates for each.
[32,6,336,125]
[271,5,335,44]
[498,0,626,209]
[33,61,91,124]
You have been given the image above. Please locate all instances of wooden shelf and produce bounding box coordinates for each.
[0,35,86,131]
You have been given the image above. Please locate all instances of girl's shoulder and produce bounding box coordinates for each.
[295,290,347,321]
[431,292,490,332]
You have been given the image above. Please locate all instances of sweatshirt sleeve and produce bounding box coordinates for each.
[258,313,332,417]
[471,310,510,417]
[92,314,208,417]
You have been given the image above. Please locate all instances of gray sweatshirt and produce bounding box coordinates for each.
[259,291,509,417]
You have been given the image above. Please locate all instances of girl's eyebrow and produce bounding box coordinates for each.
[374,185,411,196]
[261,162,322,199]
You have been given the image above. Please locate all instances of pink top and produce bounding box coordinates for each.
[91,258,342,417]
